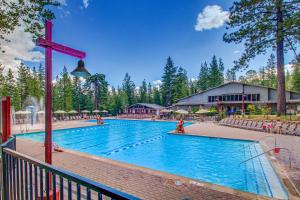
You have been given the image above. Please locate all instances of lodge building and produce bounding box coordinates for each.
[124,103,165,116]
[173,82,300,114]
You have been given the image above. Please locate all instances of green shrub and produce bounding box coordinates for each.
[247,104,257,115]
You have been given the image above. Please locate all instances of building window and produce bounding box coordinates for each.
[239,95,242,101]
[235,95,238,101]
[247,94,251,101]
[252,94,257,101]
[257,94,260,101]
[231,95,234,101]
[208,96,212,102]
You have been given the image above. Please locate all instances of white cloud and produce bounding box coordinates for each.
[190,78,197,82]
[153,80,162,85]
[57,0,67,6]
[234,50,240,54]
[0,25,44,74]
[195,5,229,31]
[83,0,89,8]
[153,80,162,88]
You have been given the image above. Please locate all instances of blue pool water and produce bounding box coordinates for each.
[18,119,287,199]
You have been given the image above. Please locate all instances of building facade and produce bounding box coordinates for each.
[173,82,300,114]
[124,103,165,116]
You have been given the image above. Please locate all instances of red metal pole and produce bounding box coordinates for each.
[1,97,11,143]
[242,94,245,115]
[45,20,53,165]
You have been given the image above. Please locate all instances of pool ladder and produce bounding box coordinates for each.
[243,135,278,151]
[240,147,293,169]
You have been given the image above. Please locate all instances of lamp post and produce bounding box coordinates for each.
[37,20,90,165]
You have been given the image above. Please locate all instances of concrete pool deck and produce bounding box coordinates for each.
[14,120,300,199]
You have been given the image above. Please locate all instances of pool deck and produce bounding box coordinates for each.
[14,120,300,199]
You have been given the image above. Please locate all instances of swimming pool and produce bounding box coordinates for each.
[18,119,287,199]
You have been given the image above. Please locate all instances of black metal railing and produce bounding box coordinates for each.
[1,137,140,200]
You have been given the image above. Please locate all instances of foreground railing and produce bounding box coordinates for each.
[1,137,140,200]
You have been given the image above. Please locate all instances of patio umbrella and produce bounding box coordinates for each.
[161,109,172,113]
[54,110,66,114]
[68,110,78,114]
[175,109,189,114]
[92,110,100,113]
[195,109,210,114]
[15,110,31,115]
[100,110,108,113]
[81,110,90,113]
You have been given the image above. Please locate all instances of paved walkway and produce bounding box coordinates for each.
[12,120,95,134]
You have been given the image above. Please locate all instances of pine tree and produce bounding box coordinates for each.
[0,64,5,96]
[147,82,153,103]
[52,76,61,111]
[259,67,267,86]
[17,63,30,109]
[1,0,59,43]
[27,66,43,101]
[139,79,147,103]
[153,87,161,105]
[72,76,82,112]
[3,68,21,110]
[218,58,225,84]
[292,64,300,92]
[286,69,292,90]
[197,62,209,91]
[224,0,300,115]
[174,67,189,101]
[265,54,277,88]
[38,63,45,90]
[208,55,222,88]
[225,69,236,82]
[86,73,109,110]
[61,66,73,111]
[189,79,197,95]
[122,73,136,106]
[161,57,177,106]
[244,70,260,84]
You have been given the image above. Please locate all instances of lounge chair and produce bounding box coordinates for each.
[250,121,257,129]
[292,124,300,136]
[242,120,248,127]
[281,122,290,135]
[219,118,226,125]
[252,121,263,131]
[229,119,236,126]
[285,122,296,135]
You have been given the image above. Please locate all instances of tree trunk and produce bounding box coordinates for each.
[276,0,286,116]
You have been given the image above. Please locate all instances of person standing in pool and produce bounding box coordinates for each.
[97,116,104,125]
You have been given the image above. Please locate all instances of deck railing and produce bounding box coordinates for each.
[1,137,140,200]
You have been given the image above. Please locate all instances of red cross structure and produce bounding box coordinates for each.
[37,20,86,165]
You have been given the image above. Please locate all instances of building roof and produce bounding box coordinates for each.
[127,103,165,110]
[175,81,300,103]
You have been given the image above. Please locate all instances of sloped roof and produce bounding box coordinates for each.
[175,81,300,103]
[127,103,165,110]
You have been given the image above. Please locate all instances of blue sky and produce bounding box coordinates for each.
[21,0,297,86]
